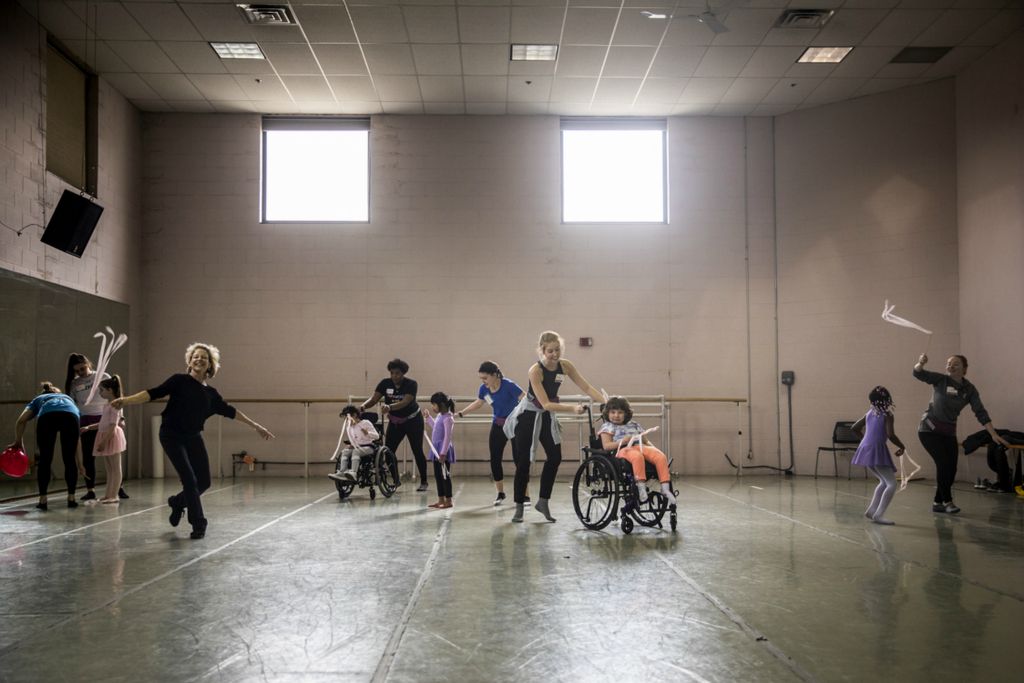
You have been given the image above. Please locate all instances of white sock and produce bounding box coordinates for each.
[660,482,676,506]
[636,482,648,502]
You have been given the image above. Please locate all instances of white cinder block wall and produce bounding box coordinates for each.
[140,114,780,477]
[775,79,960,479]
[956,29,1024,431]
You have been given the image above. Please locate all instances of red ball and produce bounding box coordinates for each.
[0,446,29,478]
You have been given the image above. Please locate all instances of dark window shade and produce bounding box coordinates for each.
[46,45,87,191]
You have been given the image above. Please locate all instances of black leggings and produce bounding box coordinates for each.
[489,422,513,482]
[79,414,100,489]
[36,411,80,497]
[919,431,959,504]
[433,459,453,498]
[512,410,560,504]
[161,431,212,530]
[385,415,427,484]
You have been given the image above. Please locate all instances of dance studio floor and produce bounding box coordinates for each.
[1,475,1021,682]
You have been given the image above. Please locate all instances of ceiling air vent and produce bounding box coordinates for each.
[890,47,952,64]
[774,9,834,29]
[237,4,296,26]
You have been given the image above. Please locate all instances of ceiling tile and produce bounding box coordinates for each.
[180,3,254,43]
[464,76,508,102]
[760,27,820,47]
[402,6,459,43]
[374,76,421,101]
[760,77,823,104]
[874,62,931,77]
[508,76,551,102]
[556,45,607,77]
[107,41,179,73]
[550,77,597,102]
[630,103,674,116]
[509,61,557,76]
[249,25,306,45]
[313,45,367,76]
[418,76,463,102]
[510,6,566,44]
[458,6,511,43]
[712,103,757,116]
[326,76,379,101]
[211,100,260,113]
[661,16,715,47]
[424,102,466,114]
[649,45,707,77]
[189,74,247,101]
[813,9,889,44]
[412,45,462,75]
[293,5,357,43]
[221,58,278,76]
[140,73,204,100]
[634,77,688,104]
[76,1,149,40]
[602,46,657,78]
[363,45,416,75]
[842,0,901,7]
[102,72,160,100]
[128,99,167,112]
[856,77,918,96]
[803,78,871,105]
[61,40,132,72]
[166,100,216,113]
[235,75,292,101]
[785,60,840,77]
[897,0,956,7]
[261,43,320,75]
[861,9,944,45]
[159,42,227,74]
[719,77,778,105]
[610,8,675,46]
[465,102,507,115]
[709,9,779,46]
[671,103,717,115]
[751,103,796,116]
[281,75,335,101]
[124,2,202,41]
[460,45,509,75]
[694,46,757,78]
[921,44,990,77]
[677,77,733,103]
[381,101,424,114]
[348,5,409,43]
[912,9,999,45]
[33,1,90,41]
[506,102,549,115]
[562,8,618,45]
[592,78,643,105]
[961,9,1024,46]
[829,45,904,78]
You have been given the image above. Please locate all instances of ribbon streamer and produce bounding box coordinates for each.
[616,426,659,456]
[898,448,921,492]
[881,300,932,335]
[84,326,127,407]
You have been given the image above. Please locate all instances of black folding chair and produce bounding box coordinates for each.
[814,421,862,478]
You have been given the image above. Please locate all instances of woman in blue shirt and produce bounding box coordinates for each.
[457,361,525,506]
[6,381,82,510]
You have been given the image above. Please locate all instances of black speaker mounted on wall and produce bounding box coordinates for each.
[40,190,103,258]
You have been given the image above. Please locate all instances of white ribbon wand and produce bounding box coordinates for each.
[898,448,921,492]
[84,326,127,407]
[616,426,659,456]
[882,300,933,352]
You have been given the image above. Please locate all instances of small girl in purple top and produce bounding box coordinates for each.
[423,391,456,510]
[851,386,906,525]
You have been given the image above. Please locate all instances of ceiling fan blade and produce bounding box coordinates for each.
[697,11,730,34]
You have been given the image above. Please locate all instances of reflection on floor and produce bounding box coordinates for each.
[1,476,1021,682]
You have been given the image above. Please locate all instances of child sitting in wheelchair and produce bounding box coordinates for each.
[328,405,379,482]
[598,396,676,507]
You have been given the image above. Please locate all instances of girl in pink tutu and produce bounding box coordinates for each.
[851,386,906,525]
[81,375,127,504]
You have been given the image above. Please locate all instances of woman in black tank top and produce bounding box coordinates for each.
[512,330,606,523]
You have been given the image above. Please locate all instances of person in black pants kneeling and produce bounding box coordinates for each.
[114,343,274,538]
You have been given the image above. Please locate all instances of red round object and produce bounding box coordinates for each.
[0,446,30,478]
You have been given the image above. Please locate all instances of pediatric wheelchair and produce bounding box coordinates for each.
[571,406,678,534]
[331,413,400,501]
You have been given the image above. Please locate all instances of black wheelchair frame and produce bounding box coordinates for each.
[571,406,678,534]
[332,412,400,501]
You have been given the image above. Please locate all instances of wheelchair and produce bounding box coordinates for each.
[571,407,678,534]
[331,413,400,501]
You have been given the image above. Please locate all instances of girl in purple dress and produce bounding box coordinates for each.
[851,386,906,525]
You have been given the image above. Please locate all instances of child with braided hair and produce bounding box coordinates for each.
[851,386,906,525]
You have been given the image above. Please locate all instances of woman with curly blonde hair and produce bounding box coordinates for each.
[114,343,274,539]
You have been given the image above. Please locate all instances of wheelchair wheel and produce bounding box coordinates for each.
[369,487,376,500]
[334,461,355,499]
[633,491,668,528]
[572,454,619,530]
[621,516,634,534]
[376,447,399,498]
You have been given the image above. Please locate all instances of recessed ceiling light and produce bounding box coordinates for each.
[210,42,265,60]
[641,11,669,19]
[797,46,853,64]
[510,44,558,61]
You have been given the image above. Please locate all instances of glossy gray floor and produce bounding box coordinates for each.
[1,475,1021,682]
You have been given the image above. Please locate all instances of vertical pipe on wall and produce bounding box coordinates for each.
[743,118,754,461]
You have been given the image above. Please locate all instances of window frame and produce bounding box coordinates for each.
[560,117,668,225]
[260,117,371,224]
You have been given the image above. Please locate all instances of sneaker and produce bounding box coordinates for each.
[944,502,960,514]
[168,496,184,527]
[327,471,348,482]
[117,488,129,500]
[932,503,946,513]
[973,478,986,489]
[81,491,96,501]
[416,482,430,492]
[67,499,79,509]
[494,492,506,506]
[189,521,207,540]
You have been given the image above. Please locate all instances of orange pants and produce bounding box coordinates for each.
[616,446,670,483]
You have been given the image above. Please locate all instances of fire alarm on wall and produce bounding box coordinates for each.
[579,337,593,347]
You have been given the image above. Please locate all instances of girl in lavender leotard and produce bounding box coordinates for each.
[851,386,906,525]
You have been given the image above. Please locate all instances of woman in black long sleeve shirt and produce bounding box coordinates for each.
[114,343,274,538]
